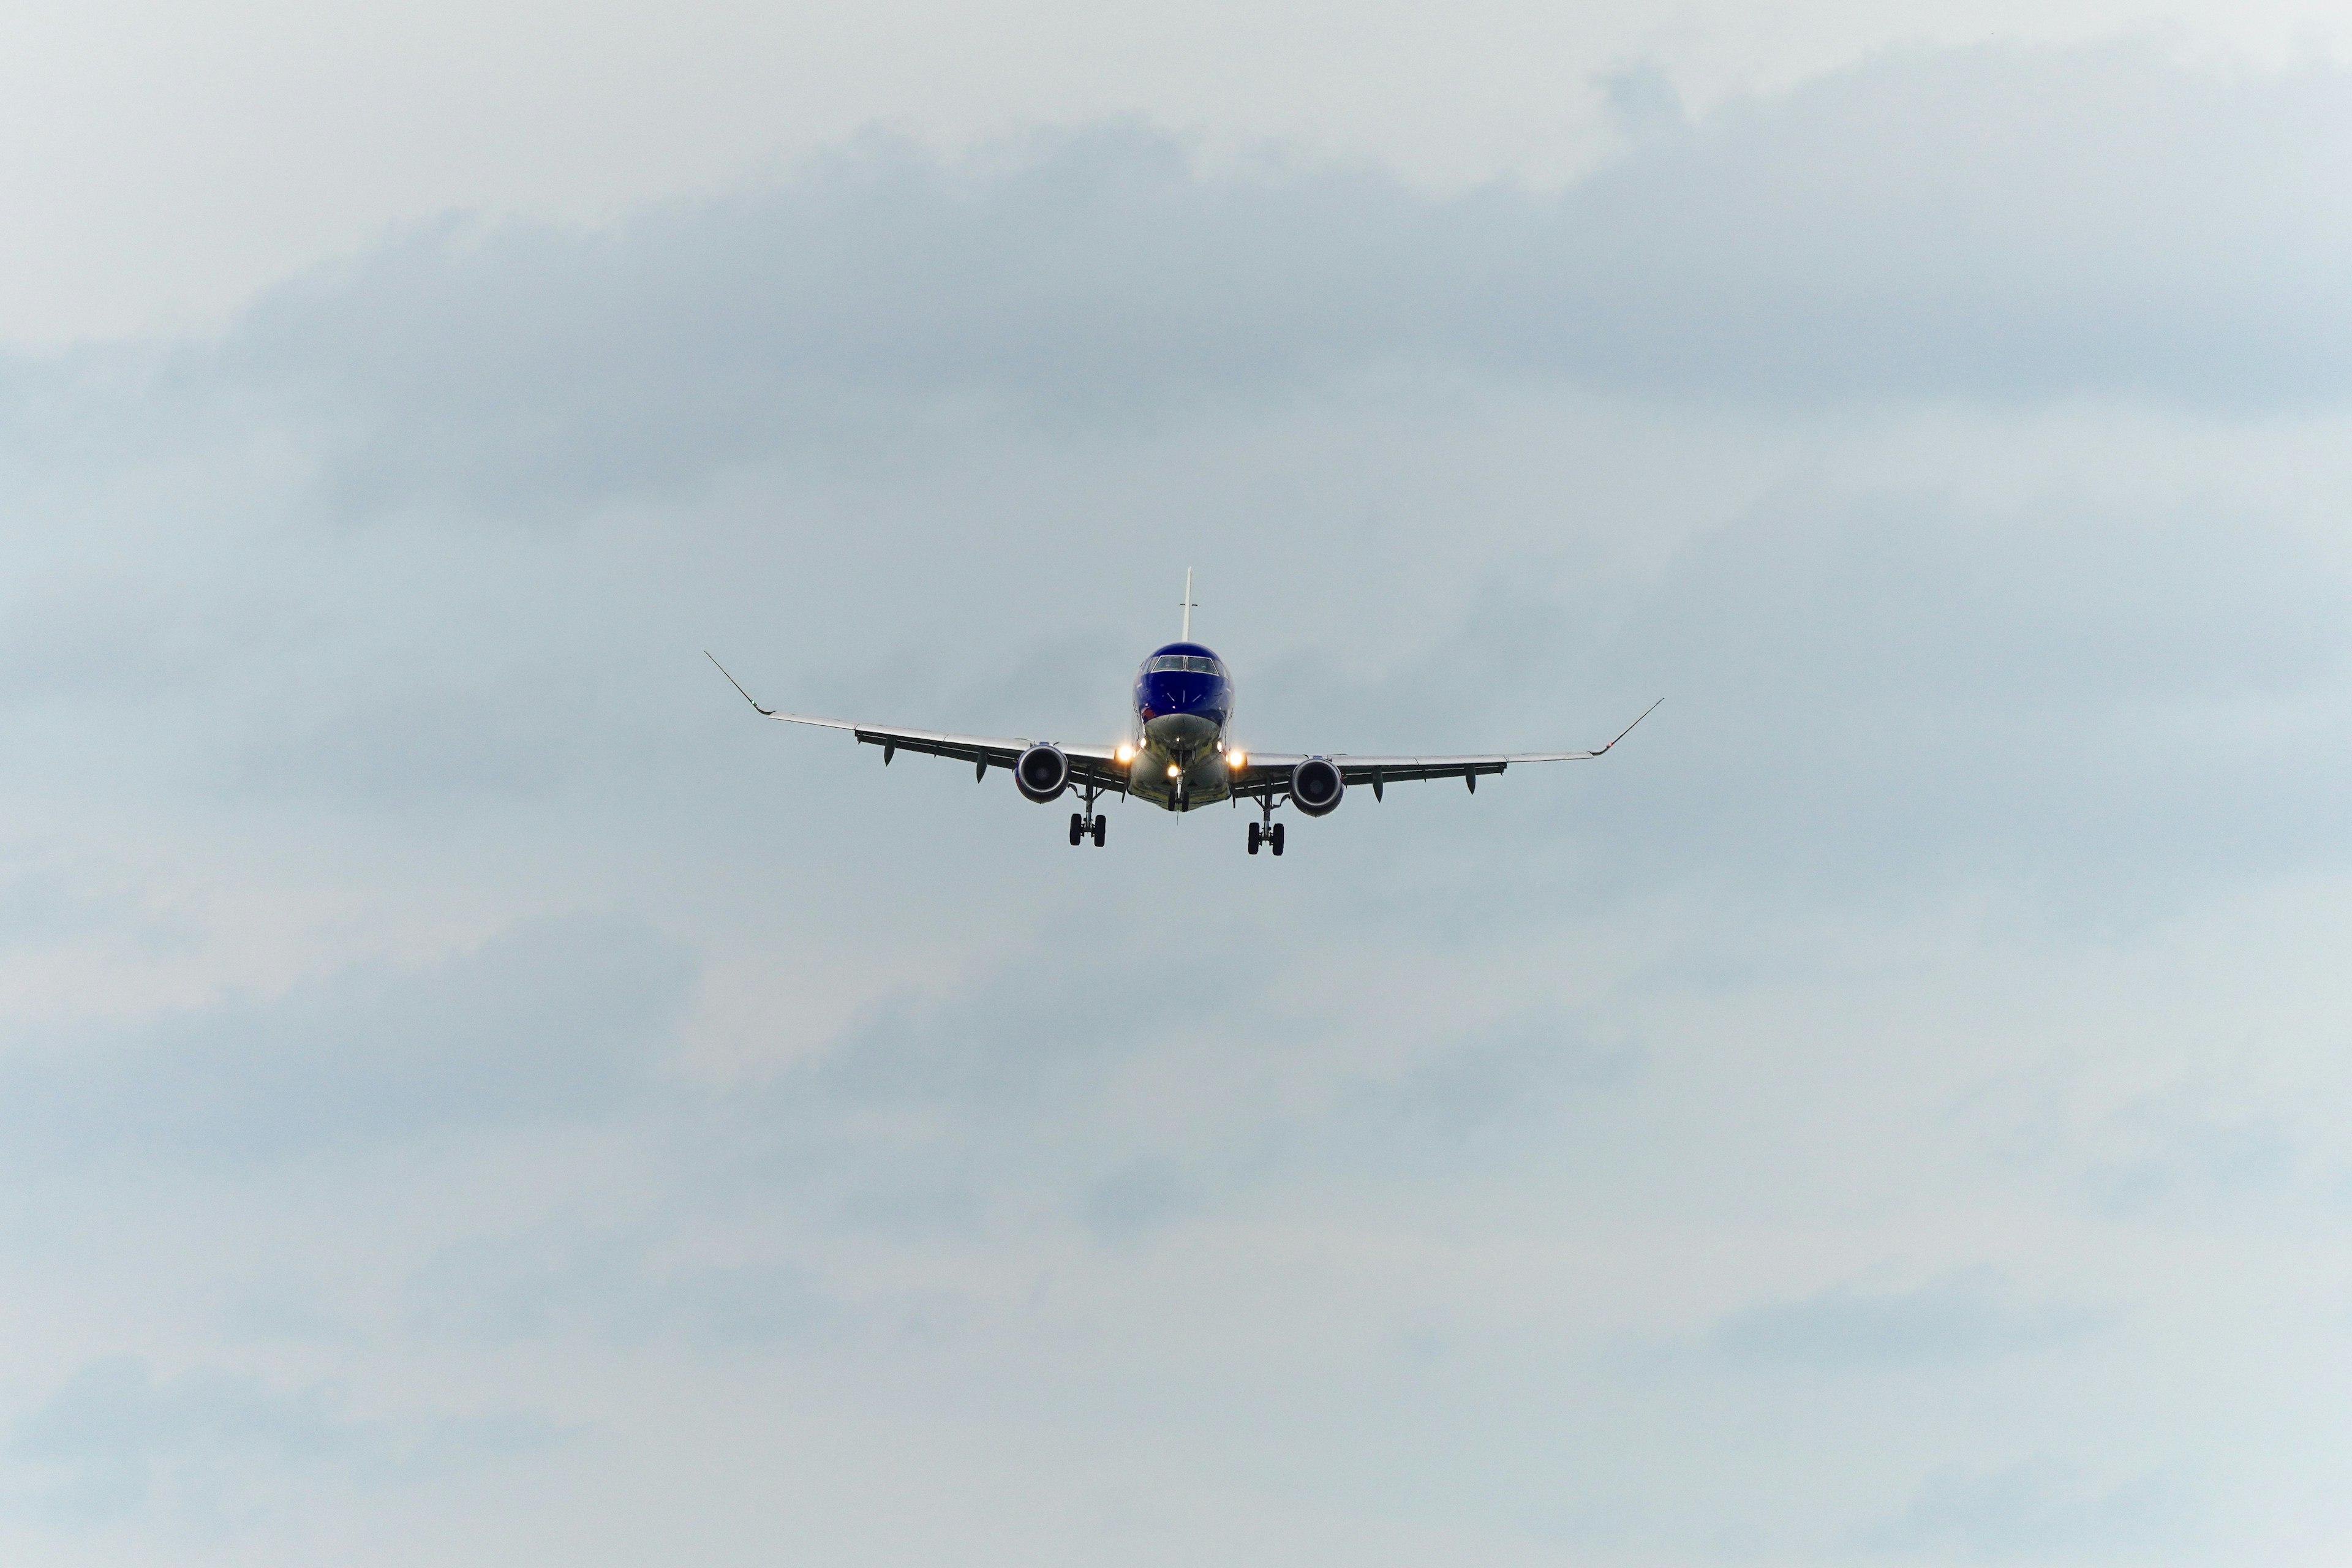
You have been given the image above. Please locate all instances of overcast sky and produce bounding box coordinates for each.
[0,4,2348,1565]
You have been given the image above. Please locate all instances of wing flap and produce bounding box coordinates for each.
[847,725,1025,767]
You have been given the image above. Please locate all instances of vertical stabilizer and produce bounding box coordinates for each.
[1181,568,1196,641]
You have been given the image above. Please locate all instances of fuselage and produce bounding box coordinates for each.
[1129,642,1235,812]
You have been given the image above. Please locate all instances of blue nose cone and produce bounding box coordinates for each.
[1136,642,1231,726]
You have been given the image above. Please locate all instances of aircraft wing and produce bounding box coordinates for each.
[1226,699,1661,800]
[707,655,1130,791]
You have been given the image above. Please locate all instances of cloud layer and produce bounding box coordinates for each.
[0,34,2346,1568]
[100,42,2351,524]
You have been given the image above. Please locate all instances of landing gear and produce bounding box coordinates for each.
[1068,783,1110,848]
[1246,796,1287,856]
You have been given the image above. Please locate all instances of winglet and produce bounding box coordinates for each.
[1593,697,1664,755]
[705,651,776,717]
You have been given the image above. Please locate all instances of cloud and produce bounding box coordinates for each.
[2023,1074,2305,1217]
[1599,63,1689,145]
[405,1226,835,1350]
[603,926,1641,1256]
[1298,1015,1640,1177]
[1476,483,2352,911]
[0,34,2335,1566]
[0,913,694,1165]
[1711,1271,2097,1371]
[8,1359,367,1527]
[805,937,1206,1112]
[678,934,1286,1238]
[1861,1458,2192,1559]
[137,43,2352,519]
[6,1357,559,1531]
[1081,1156,1201,1243]
[0,46,2339,925]
[1523,44,2352,408]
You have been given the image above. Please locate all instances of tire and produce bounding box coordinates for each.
[1069,813,1084,846]
[1270,823,1286,856]
[1092,816,1107,847]
[1247,823,1261,855]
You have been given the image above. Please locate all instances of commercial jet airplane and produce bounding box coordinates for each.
[709,573,1657,856]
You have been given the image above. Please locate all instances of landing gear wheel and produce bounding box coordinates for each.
[1270,823,1286,856]
[1069,812,1084,846]
[1091,816,1107,847]
[1247,822,1262,855]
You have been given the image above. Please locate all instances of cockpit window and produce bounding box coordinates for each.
[1147,655,1223,675]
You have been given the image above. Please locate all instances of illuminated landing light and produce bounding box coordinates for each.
[1167,763,1182,778]
[1115,744,1136,764]
[1225,749,1247,769]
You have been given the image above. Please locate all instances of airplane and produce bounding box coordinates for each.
[707,571,1658,856]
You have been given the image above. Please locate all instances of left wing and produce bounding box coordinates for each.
[1226,699,1661,800]
[707,654,1130,793]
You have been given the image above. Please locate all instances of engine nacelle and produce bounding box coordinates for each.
[1289,756,1346,816]
[1014,743,1072,803]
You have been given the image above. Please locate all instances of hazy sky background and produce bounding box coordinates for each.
[0,2,2348,1564]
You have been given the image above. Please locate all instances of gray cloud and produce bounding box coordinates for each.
[2020,1078,2305,1217]
[805,940,1206,1112]
[1081,1156,1202,1243]
[7,1357,559,1531]
[1711,1271,2098,1371]
[1522,45,2352,408]
[680,935,1286,1238]
[12,43,2324,522]
[9,1359,366,1526]
[0,48,2337,924]
[0,913,693,1165]
[706,935,1634,1231]
[1297,1016,1640,1177]
[1434,486,2352,913]
[406,1226,835,1350]
[1861,1458,2192,1560]
[0,32,2337,1567]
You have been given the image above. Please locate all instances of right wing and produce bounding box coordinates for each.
[1226,699,1662,799]
[707,654,1130,792]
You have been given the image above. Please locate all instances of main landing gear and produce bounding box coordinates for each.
[1246,790,1286,856]
[1067,783,1109,848]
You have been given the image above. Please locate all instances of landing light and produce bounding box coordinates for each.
[1115,744,1135,764]
[1167,763,1182,778]
[1226,749,1247,769]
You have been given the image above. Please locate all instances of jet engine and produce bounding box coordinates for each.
[1289,756,1346,816]
[1014,743,1072,803]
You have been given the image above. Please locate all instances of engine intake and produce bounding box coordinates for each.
[1014,743,1072,803]
[1289,757,1346,816]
